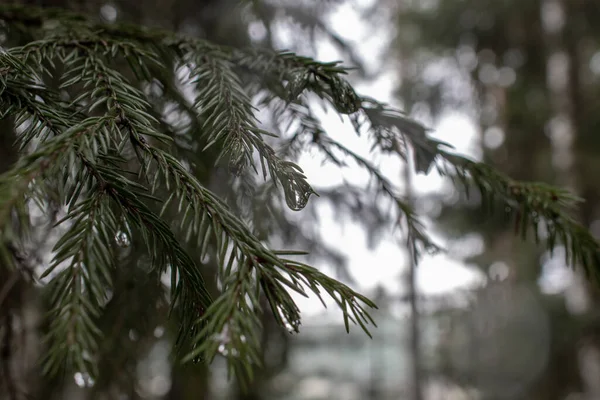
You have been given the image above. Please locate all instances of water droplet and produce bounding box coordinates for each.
[240,335,247,343]
[100,4,118,22]
[285,189,312,211]
[154,326,165,338]
[286,72,307,101]
[489,261,510,281]
[230,348,239,357]
[115,231,130,247]
[128,329,138,341]
[332,80,361,114]
[218,343,229,356]
[229,157,245,177]
[505,206,512,213]
[73,372,95,388]
[190,342,203,364]
[284,318,301,334]
[82,350,93,361]
[74,372,85,388]
[211,324,231,344]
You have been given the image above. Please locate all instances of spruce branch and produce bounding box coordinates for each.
[0,2,599,389]
[314,135,438,256]
[439,152,600,282]
[358,101,600,282]
[89,157,214,345]
[137,144,377,380]
[181,48,317,210]
[5,15,377,378]
[42,191,115,378]
[255,95,439,260]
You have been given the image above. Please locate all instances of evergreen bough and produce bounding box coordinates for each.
[0,3,598,387]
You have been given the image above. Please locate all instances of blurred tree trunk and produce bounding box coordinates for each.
[562,0,600,397]
[404,152,423,400]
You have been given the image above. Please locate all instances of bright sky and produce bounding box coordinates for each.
[271,2,486,316]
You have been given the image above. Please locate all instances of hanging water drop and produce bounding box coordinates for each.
[286,71,307,101]
[74,372,85,388]
[284,318,301,334]
[82,350,93,362]
[115,230,130,247]
[190,342,203,364]
[229,157,245,177]
[73,372,95,388]
[211,324,231,344]
[285,189,312,211]
[128,329,138,341]
[218,343,229,356]
[153,326,165,338]
[331,79,361,114]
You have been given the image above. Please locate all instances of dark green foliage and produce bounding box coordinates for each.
[0,2,599,391]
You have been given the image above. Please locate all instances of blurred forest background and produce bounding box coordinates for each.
[4,0,600,399]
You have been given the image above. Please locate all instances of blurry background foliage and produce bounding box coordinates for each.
[376,0,600,399]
